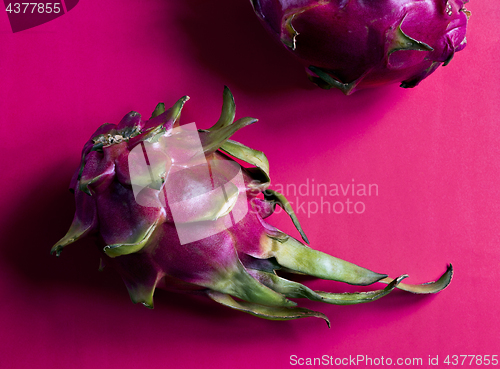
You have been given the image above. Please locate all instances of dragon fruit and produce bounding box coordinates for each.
[250,0,470,94]
[52,87,452,325]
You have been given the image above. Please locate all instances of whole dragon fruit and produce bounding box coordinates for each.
[250,0,470,94]
[52,88,452,325]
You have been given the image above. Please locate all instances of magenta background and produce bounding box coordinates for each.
[0,1,498,368]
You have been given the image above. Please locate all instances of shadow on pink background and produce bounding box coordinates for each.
[0,1,498,368]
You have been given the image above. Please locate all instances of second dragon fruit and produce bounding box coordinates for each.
[251,0,470,94]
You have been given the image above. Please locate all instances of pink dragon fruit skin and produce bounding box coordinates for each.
[52,87,452,325]
[251,0,470,94]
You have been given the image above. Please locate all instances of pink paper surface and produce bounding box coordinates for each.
[0,1,498,368]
